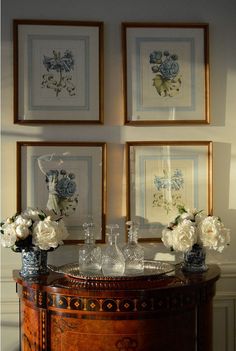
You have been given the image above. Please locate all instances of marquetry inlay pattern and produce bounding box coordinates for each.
[41,310,46,350]
[22,286,47,308]
[20,275,216,314]
[46,284,215,313]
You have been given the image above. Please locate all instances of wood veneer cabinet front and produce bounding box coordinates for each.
[13,264,220,351]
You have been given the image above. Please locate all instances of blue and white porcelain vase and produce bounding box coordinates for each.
[20,247,49,278]
[182,244,208,273]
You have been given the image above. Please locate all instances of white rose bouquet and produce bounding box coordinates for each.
[0,208,69,252]
[162,206,230,253]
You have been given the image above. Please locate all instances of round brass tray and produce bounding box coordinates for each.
[48,260,175,281]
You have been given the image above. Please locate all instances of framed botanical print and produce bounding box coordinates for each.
[13,20,104,124]
[17,141,107,243]
[126,141,212,241]
[122,23,209,125]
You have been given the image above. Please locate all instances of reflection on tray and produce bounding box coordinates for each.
[48,260,175,281]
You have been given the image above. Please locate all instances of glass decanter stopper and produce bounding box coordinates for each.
[79,222,101,275]
[101,224,125,276]
[122,221,144,275]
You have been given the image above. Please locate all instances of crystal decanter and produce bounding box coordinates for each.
[79,222,101,275]
[122,221,144,275]
[101,224,125,276]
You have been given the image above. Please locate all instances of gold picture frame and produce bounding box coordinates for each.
[122,23,210,125]
[17,141,107,243]
[14,19,104,124]
[126,141,212,241]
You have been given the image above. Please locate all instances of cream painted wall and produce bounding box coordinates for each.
[1,0,236,350]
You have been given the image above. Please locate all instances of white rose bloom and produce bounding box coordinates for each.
[198,216,230,252]
[32,218,68,250]
[14,215,32,239]
[15,225,30,239]
[15,215,32,227]
[180,209,195,222]
[195,212,207,225]
[171,219,197,252]
[21,208,43,221]
[161,228,174,248]
[0,223,17,247]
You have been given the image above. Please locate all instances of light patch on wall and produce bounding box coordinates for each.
[229,148,236,209]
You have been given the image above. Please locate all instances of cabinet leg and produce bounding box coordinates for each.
[197,301,213,351]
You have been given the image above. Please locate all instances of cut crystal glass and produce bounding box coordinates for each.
[122,221,144,275]
[79,222,101,274]
[101,224,125,276]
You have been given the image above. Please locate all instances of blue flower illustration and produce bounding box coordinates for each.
[149,50,181,97]
[159,57,179,80]
[153,169,184,214]
[45,169,78,216]
[42,50,76,97]
[149,51,162,64]
[154,169,184,191]
[56,177,76,198]
[43,50,74,73]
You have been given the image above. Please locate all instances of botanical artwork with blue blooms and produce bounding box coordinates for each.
[41,50,76,97]
[153,169,184,214]
[149,50,182,97]
[45,169,79,216]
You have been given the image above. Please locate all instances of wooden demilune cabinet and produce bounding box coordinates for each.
[13,264,220,351]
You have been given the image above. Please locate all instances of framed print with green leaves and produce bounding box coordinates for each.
[17,141,107,243]
[126,141,212,241]
[13,20,104,124]
[122,23,209,125]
